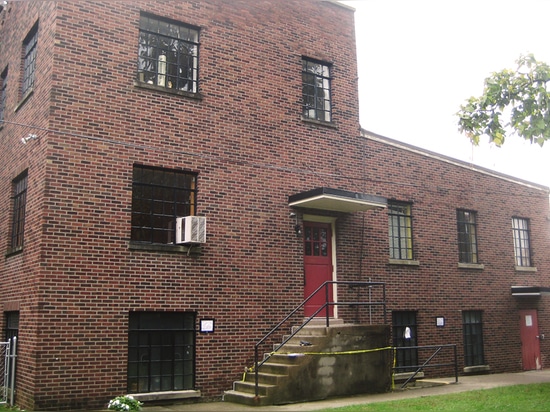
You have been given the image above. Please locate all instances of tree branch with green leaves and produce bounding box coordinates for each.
[457,54,550,146]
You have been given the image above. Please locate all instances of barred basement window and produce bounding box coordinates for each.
[131,164,197,244]
[392,311,418,373]
[462,310,485,367]
[22,22,39,97]
[302,58,332,122]
[10,171,28,250]
[137,13,199,94]
[128,312,196,393]
[4,311,19,341]
[457,209,479,264]
[388,201,413,260]
[512,217,532,267]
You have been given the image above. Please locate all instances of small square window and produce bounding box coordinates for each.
[137,13,200,94]
[131,164,197,244]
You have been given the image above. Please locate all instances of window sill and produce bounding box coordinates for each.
[132,390,201,402]
[515,266,537,272]
[301,116,338,129]
[134,81,203,100]
[14,88,34,112]
[129,242,203,256]
[388,259,420,266]
[5,246,23,258]
[463,365,491,374]
[458,263,485,270]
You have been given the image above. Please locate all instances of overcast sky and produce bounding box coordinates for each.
[341,0,550,188]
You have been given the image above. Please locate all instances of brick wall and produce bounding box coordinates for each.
[0,0,548,410]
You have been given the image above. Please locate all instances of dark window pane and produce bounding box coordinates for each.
[128,312,196,393]
[131,165,197,244]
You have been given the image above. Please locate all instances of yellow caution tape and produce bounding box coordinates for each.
[242,346,396,382]
[294,346,393,356]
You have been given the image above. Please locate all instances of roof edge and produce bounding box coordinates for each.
[362,129,550,193]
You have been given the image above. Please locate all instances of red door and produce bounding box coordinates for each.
[303,222,333,317]
[519,310,542,370]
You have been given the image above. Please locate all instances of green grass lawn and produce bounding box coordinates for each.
[320,383,550,412]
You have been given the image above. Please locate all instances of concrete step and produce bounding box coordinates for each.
[233,380,275,396]
[243,371,288,385]
[223,390,270,406]
[259,362,296,375]
[268,352,308,364]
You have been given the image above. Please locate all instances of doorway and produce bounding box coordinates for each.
[519,309,542,370]
[303,221,334,317]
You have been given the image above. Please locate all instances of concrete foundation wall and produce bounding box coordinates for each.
[274,325,391,404]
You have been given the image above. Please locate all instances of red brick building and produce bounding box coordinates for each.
[0,0,548,410]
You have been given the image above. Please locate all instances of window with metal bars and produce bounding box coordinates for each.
[137,13,200,94]
[0,66,7,124]
[10,171,28,251]
[462,310,485,366]
[4,312,19,341]
[127,312,196,393]
[131,164,197,244]
[388,201,413,260]
[22,22,38,97]
[392,311,418,373]
[302,58,332,122]
[512,217,532,267]
[457,209,479,264]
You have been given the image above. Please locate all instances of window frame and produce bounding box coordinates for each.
[512,217,532,267]
[21,22,39,98]
[392,311,418,373]
[4,311,19,341]
[302,57,332,123]
[136,13,200,96]
[127,311,196,394]
[10,171,28,252]
[0,66,7,124]
[388,201,414,260]
[462,310,485,367]
[456,209,479,264]
[131,164,197,245]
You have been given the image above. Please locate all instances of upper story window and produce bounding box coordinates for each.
[137,13,199,94]
[10,171,28,251]
[131,164,197,244]
[302,58,332,122]
[0,67,7,124]
[512,217,532,267]
[457,209,479,264]
[388,201,413,260]
[22,22,39,97]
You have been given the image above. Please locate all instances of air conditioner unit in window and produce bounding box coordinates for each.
[176,216,206,244]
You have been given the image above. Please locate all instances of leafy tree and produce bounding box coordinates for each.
[457,54,550,146]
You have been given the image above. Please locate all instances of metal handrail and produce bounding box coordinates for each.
[393,344,458,388]
[253,281,386,397]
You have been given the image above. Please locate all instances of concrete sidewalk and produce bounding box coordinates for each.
[138,369,550,411]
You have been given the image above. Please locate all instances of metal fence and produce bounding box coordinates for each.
[0,337,17,406]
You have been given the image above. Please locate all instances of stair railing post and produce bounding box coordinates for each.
[325,282,330,327]
[454,344,458,383]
